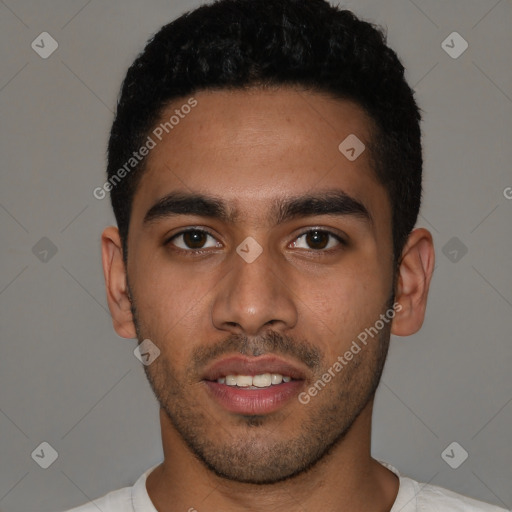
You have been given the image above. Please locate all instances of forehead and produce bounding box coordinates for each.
[132,87,389,226]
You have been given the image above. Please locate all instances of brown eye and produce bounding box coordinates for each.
[182,230,208,249]
[291,229,344,251]
[305,230,330,249]
[168,229,220,251]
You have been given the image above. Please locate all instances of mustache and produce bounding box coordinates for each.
[190,330,323,374]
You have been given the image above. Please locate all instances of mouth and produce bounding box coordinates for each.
[201,355,307,415]
[217,372,293,388]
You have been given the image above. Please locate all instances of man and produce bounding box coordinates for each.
[66,0,507,510]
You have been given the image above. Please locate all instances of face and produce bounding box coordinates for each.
[124,88,397,483]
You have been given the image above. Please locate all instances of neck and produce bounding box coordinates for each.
[146,401,399,512]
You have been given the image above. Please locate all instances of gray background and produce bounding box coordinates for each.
[0,0,511,511]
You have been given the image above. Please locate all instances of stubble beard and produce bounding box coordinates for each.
[128,283,393,484]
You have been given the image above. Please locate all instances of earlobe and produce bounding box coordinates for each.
[391,228,435,337]
[101,226,137,339]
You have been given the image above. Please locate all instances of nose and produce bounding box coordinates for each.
[211,243,298,336]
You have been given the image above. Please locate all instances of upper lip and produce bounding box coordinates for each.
[202,355,308,381]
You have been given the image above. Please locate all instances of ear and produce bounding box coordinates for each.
[391,228,435,336]
[101,226,137,339]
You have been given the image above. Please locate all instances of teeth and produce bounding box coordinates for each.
[271,373,283,385]
[253,373,272,387]
[225,375,237,386]
[236,375,253,387]
[219,373,292,387]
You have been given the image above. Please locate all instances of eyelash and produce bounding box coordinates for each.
[164,227,347,256]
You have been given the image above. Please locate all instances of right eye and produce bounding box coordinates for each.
[166,228,222,253]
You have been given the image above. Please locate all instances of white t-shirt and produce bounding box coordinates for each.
[62,461,508,512]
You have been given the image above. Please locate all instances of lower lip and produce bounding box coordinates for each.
[203,380,304,415]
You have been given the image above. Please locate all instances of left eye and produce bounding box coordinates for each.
[290,230,344,251]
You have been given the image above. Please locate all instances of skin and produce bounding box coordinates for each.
[101,87,435,512]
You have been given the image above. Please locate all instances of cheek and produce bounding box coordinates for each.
[131,260,217,356]
[299,264,390,355]
[131,263,193,329]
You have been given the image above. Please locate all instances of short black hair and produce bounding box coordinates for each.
[107,0,422,266]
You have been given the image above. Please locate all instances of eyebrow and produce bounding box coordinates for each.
[143,189,372,227]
